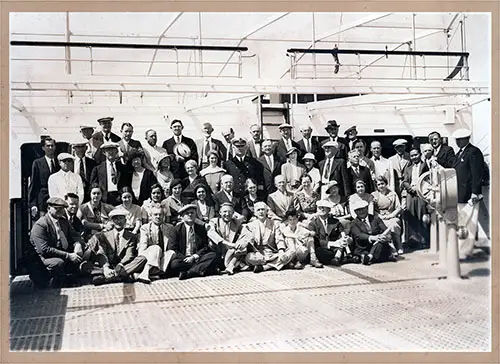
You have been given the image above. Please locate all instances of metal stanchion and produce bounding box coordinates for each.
[446,222,462,280]
[429,211,438,254]
[438,216,447,269]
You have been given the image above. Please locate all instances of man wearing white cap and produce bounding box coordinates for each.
[276,123,300,161]
[48,153,84,203]
[387,138,411,198]
[451,128,485,259]
[297,125,323,162]
[72,138,96,203]
[92,117,122,164]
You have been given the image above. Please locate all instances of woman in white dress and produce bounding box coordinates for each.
[199,150,226,194]
[302,153,321,193]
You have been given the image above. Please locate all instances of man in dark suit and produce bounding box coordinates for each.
[195,122,227,169]
[118,122,143,165]
[72,139,96,203]
[451,128,486,259]
[276,123,300,161]
[84,209,147,285]
[90,142,129,206]
[29,197,85,287]
[346,150,375,194]
[318,141,350,197]
[350,199,397,265]
[297,125,323,163]
[65,193,84,235]
[162,119,199,163]
[223,138,265,199]
[428,131,455,168]
[167,204,219,280]
[321,120,348,160]
[28,137,60,219]
[258,139,283,195]
[247,124,263,159]
[212,174,244,217]
[92,117,122,164]
[221,127,235,161]
[307,200,355,266]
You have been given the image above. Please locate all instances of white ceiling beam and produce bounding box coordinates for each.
[280,12,393,79]
[217,12,290,77]
[11,76,489,95]
[184,94,257,112]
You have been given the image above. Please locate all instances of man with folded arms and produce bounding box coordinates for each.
[29,197,86,288]
[84,209,147,285]
[167,204,219,280]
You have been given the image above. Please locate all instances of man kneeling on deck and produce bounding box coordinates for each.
[307,200,356,266]
[350,200,398,265]
[281,208,324,269]
[135,207,176,283]
[167,204,219,280]
[243,202,294,273]
[83,209,147,285]
[207,203,250,275]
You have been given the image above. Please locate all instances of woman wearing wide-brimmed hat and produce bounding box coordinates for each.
[281,147,306,194]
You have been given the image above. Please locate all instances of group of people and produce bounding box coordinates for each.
[25,116,487,288]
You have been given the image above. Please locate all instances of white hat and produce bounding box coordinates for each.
[221,174,234,183]
[352,199,369,211]
[57,153,74,161]
[302,153,316,161]
[100,141,120,150]
[322,140,339,149]
[254,202,268,210]
[109,208,129,218]
[72,138,89,147]
[452,128,472,139]
[393,139,407,147]
[278,123,293,129]
[316,200,332,209]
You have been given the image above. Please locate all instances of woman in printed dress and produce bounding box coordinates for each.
[281,147,306,194]
[141,183,166,223]
[294,174,321,222]
[77,183,114,241]
[162,178,184,225]
[117,186,146,235]
[241,178,266,222]
[155,153,175,196]
[348,179,375,218]
[324,181,352,232]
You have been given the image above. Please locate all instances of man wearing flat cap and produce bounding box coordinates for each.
[90,141,129,206]
[350,199,397,265]
[276,123,300,161]
[29,197,86,288]
[84,208,147,285]
[223,137,265,200]
[162,119,199,164]
[451,128,486,259]
[166,204,219,280]
[195,122,227,169]
[92,117,122,164]
[321,120,348,160]
[72,138,96,203]
[387,138,411,198]
[28,137,60,219]
[48,153,85,203]
[344,125,359,151]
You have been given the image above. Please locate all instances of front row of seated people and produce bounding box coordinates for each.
[29,185,399,287]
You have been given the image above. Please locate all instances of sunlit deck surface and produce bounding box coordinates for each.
[10,249,490,352]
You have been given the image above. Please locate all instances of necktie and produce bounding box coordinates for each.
[188,226,195,255]
[79,159,85,181]
[114,231,120,251]
[374,156,380,161]
[204,140,210,157]
[110,163,117,185]
[365,219,372,233]
[157,225,164,251]
[457,149,463,159]
[50,159,56,173]
[105,133,110,142]
[267,156,274,171]
[306,139,311,153]
[323,159,331,179]
[55,220,69,250]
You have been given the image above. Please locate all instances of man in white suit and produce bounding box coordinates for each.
[48,153,84,203]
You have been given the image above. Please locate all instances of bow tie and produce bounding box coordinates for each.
[374,157,380,161]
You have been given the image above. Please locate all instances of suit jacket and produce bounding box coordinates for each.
[30,214,81,259]
[213,190,243,214]
[320,137,348,160]
[276,138,301,161]
[28,157,60,210]
[267,190,294,221]
[138,222,176,254]
[92,131,122,164]
[74,156,96,202]
[90,229,138,267]
[258,155,283,195]
[162,136,199,163]
[435,145,456,168]
[247,139,263,159]
[350,215,388,255]
[388,153,411,196]
[66,213,84,235]
[347,165,375,194]
[90,160,129,204]
[297,137,324,162]
[452,143,485,203]
[77,201,115,240]
[401,162,430,196]
[223,156,265,197]
[243,218,285,253]
[207,217,244,246]
[126,168,158,205]
[318,158,351,196]
[167,223,211,257]
[118,139,142,155]
[195,137,227,166]
[307,215,344,249]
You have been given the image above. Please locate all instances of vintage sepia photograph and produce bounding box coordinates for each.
[8,12,491,352]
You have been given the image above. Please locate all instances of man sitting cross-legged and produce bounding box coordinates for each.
[280,208,323,269]
[207,202,250,275]
[83,209,147,285]
[135,206,176,283]
[166,204,219,280]
[350,199,398,265]
[243,202,294,273]
[307,200,356,266]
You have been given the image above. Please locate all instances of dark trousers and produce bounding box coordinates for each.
[358,242,392,263]
[87,252,147,276]
[316,246,343,265]
[104,191,121,206]
[169,252,218,278]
